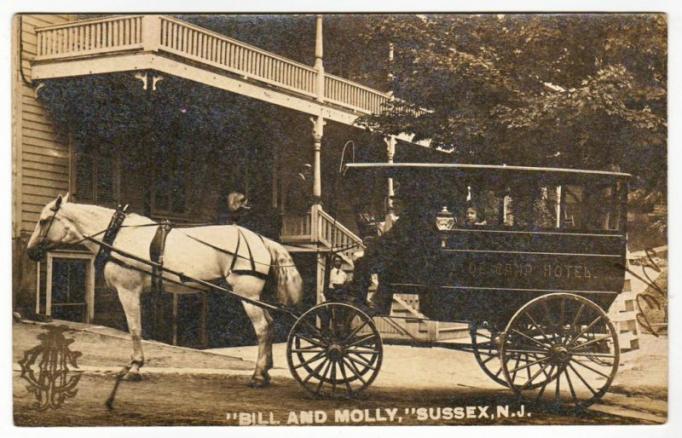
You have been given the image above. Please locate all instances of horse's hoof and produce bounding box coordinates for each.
[248,378,270,388]
[122,371,143,382]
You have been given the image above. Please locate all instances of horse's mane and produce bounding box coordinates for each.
[63,202,155,227]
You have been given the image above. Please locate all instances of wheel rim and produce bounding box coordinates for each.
[470,321,508,387]
[287,302,383,398]
[500,293,620,410]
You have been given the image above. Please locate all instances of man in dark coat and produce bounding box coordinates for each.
[349,194,439,313]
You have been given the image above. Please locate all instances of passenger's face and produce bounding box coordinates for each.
[466,208,478,224]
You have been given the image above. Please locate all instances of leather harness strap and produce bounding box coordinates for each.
[149,219,173,295]
[95,204,129,273]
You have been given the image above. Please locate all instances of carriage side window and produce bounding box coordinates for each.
[557,182,623,232]
[561,185,585,229]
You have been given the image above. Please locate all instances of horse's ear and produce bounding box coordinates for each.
[53,194,63,211]
[63,192,70,203]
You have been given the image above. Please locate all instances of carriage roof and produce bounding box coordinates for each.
[344,162,631,179]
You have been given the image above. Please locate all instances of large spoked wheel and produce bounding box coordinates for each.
[499,293,619,410]
[287,302,383,398]
[470,321,508,387]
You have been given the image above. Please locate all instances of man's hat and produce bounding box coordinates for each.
[228,192,251,212]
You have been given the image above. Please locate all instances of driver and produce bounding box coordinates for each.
[348,193,439,313]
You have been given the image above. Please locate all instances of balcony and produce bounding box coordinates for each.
[32,15,391,123]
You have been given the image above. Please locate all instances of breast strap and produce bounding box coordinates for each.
[95,204,129,273]
[149,219,173,294]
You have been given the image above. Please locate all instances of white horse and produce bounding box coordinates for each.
[26,194,303,386]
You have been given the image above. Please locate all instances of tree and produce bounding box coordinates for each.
[355,14,666,191]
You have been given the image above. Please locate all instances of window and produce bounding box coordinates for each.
[75,145,120,205]
[153,148,187,214]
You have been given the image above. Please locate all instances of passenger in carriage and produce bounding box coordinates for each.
[464,205,487,226]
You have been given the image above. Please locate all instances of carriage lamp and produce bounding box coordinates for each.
[435,206,455,248]
[435,206,455,231]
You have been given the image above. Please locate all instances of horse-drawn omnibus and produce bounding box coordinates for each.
[27,162,630,411]
[287,162,630,409]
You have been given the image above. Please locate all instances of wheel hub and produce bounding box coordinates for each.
[549,344,572,364]
[327,344,344,361]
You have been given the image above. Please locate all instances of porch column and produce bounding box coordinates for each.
[314,15,325,103]
[311,115,325,203]
[384,135,397,212]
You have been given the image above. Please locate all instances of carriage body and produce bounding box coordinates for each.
[290,162,631,407]
[346,163,629,327]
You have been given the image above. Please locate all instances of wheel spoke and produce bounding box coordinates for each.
[554,369,561,405]
[346,352,377,371]
[507,356,550,375]
[338,358,353,396]
[569,352,615,358]
[511,353,522,381]
[302,318,327,338]
[568,363,597,395]
[343,319,370,343]
[291,347,327,354]
[571,303,586,330]
[559,297,566,329]
[347,334,377,348]
[564,367,578,404]
[540,301,560,343]
[303,357,330,384]
[346,347,380,355]
[293,351,327,369]
[533,365,554,403]
[504,347,550,355]
[481,354,498,365]
[330,360,337,394]
[296,333,327,348]
[510,329,551,350]
[315,359,333,394]
[571,335,612,351]
[571,357,611,379]
[570,315,604,346]
[523,312,554,345]
[520,358,552,389]
[342,357,367,385]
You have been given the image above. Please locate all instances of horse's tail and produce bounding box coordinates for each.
[263,238,304,308]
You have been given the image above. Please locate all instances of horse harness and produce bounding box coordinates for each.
[94,207,268,294]
[95,204,129,272]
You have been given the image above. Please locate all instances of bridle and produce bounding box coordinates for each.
[32,202,62,254]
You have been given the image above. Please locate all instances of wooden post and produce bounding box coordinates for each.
[314,15,324,103]
[200,292,208,348]
[384,136,396,213]
[172,293,178,346]
[316,253,326,305]
[311,116,325,204]
[35,261,41,316]
[141,15,162,52]
[86,257,95,323]
[45,253,53,317]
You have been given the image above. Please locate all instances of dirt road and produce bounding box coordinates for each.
[13,320,666,426]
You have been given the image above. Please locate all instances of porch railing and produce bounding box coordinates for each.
[313,205,365,265]
[34,15,391,115]
[280,205,365,265]
[36,15,144,60]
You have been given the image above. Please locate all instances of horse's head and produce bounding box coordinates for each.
[26,193,77,261]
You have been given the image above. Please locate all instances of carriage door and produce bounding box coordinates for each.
[44,251,95,323]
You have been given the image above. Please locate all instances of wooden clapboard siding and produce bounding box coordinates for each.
[14,14,76,236]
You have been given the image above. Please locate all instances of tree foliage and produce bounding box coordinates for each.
[354,14,666,193]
